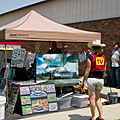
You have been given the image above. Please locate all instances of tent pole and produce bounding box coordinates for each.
[5,40,9,116]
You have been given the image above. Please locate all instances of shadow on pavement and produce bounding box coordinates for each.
[68,114,90,120]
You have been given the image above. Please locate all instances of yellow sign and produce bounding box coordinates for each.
[96,57,104,65]
[0,48,13,50]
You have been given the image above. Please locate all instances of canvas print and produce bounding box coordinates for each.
[79,53,87,62]
[20,87,30,95]
[47,93,57,102]
[32,99,48,113]
[9,104,15,114]
[48,102,58,111]
[11,48,26,68]
[36,54,79,82]
[30,85,47,98]
[22,105,32,115]
[9,95,17,105]
[26,52,35,65]
[0,79,6,93]
[46,84,55,93]
[21,96,31,105]
[8,85,19,114]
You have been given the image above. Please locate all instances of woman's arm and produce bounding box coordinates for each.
[103,62,107,78]
[80,58,91,87]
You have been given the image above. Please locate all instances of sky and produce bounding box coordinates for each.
[0,0,45,15]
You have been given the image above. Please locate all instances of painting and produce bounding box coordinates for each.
[47,93,57,102]
[11,48,26,68]
[22,105,32,115]
[9,104,15,114]
[30,85,47,98]
[36,54,79,83]
[48,102,58,112]
[79,53,87,62]
[8,85,19,114]
[46,84,55,93]
[32,99,48,113]
[26,52,35,66]
[21,96,31,105]
[20,87,30,95]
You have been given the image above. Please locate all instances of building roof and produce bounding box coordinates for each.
[0,0,51,16]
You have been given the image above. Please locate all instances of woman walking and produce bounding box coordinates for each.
[80,40,106,120]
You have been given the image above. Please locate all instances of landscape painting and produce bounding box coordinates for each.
[36,54,79,83]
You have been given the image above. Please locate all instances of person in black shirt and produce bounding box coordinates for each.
[47,41,61,54]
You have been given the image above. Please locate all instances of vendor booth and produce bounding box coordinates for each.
[0,10,101,116]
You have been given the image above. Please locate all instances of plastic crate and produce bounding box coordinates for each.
[71,93,89,108]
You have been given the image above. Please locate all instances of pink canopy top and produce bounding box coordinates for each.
[0,10,101,42]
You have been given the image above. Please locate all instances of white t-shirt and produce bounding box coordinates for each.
[111,48,120,67]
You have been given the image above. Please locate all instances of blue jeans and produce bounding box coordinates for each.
[111,67,120,87]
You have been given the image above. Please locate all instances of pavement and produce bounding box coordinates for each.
[5,103,120,120]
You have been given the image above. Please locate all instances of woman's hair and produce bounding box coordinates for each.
[92,46,102,55]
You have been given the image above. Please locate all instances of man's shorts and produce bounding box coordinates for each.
[86,78,104,91]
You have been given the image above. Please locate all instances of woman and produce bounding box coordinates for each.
[80,40,106,120]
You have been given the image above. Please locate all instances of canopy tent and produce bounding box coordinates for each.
[0,10,101,42]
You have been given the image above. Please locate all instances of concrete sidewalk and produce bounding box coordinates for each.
[15,104,120,120]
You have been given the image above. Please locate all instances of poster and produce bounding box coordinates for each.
[32,99,48,113]
[47,93,57,102]
[22,105,32,115]
[36,54,79,82]
[30,85,47,98]
[20,87,30,95]
[48,102,58,111]
[79,53,87,62]
[21,96,31,105]
[11,48,26,68]
[0,79,6,94]
[3,63,10,79]
[46,84,55,93]
[26,52,35,67]
[9,104,15,114]
[8,85,19,114]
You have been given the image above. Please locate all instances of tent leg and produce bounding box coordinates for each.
[5,41,9,116]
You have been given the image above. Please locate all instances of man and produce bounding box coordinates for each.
[111,42,120,88]
[47,41,61,54]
